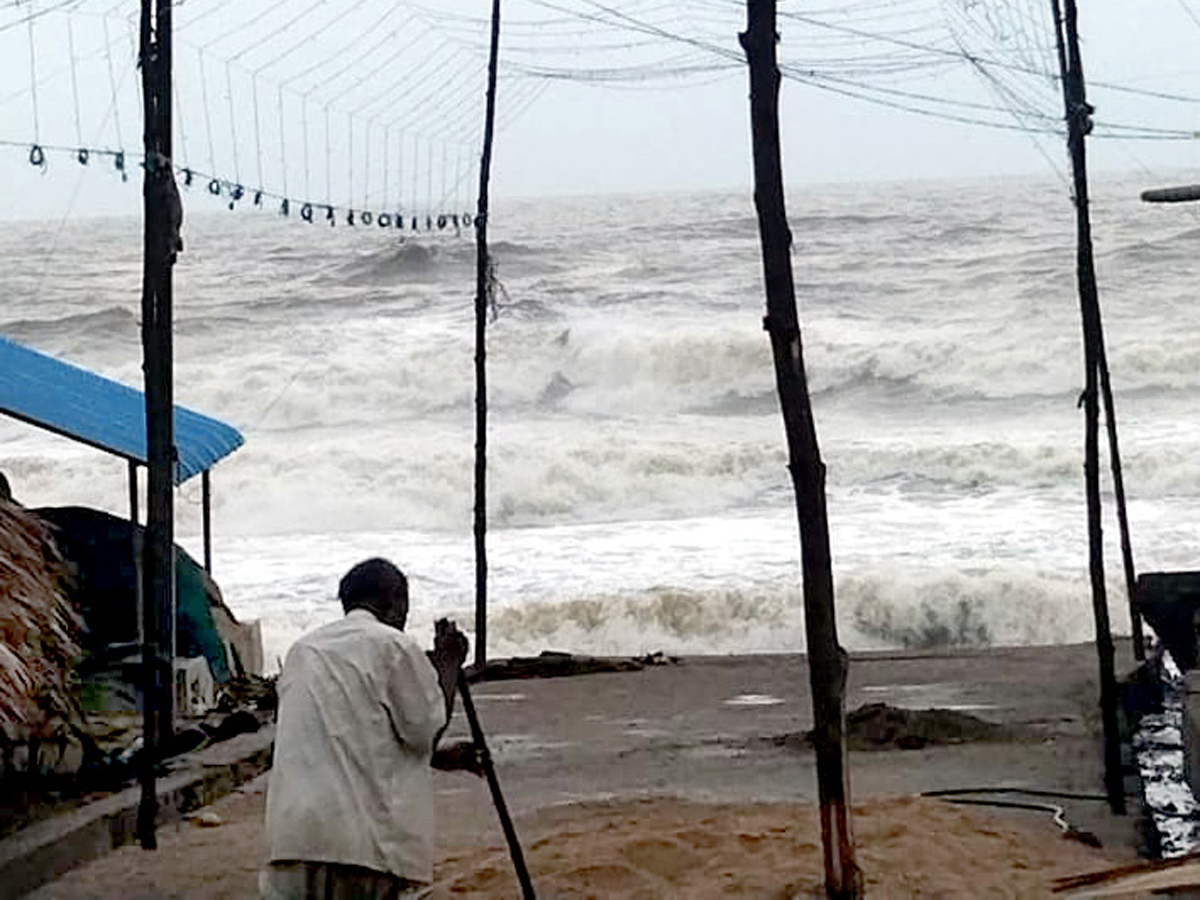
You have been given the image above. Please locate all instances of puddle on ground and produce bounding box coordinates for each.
[622,719,675,739]
[724,694,785,707]
[860,683,998,712]
[486,734,575,761]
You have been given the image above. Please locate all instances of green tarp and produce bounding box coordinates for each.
[34,506,232,682]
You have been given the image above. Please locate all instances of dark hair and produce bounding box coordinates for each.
[338,558,408,616]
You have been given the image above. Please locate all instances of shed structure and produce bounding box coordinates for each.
[0,335,243,570]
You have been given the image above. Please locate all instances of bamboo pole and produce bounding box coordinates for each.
[137,0,178,849]
[129,460,142,665]
[1049,0,1125,814]
[202,469,212,574]
[473,0,502,668]
[129,461,139,526]
[458,671,536,898]
[1098,345,1144,661]
[741,3,861,896]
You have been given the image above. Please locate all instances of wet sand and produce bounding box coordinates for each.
[27,641,1146,898]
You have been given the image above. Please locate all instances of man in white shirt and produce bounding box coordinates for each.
[263,557,469,899]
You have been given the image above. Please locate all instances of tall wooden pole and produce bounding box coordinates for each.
[741,3,861,896]
[458,672,536,898]
[202,469,212,574]
[128,461,139,527]
[473,0,501,668]
[1099,347,1144,661]
[137,0,178,849]
[1050,0,1125,814]
[129,460,142,675]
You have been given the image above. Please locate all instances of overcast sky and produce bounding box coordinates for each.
[0,0,1198,221]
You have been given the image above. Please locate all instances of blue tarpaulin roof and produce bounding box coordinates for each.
[0,337,244,484]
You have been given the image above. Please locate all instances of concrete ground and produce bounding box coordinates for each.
[25,641,1145,898]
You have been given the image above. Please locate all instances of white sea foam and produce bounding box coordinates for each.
[2,173,1200,661]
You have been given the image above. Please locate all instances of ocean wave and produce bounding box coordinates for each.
[840,568,1111,650]
[485,585,800,658]
[661,215,759,241]
[316,237,554,288]
[206,321,777,422]
[806,331,1079,403]
[490,239,542,258]
[805,328,1200,402]
[829,440,1079,494]
[175,314,256,336]
[1,305,136,340]
[690,389,780,417]
[239,563,1125,667]
[497,298,561,322]
[1113,339,1200,391]
[1100,228,1200,268]
[14,402,1200,551]
[77,421,790,536]
[326,240,472,285]
[792,212,912,229]
[5,176,1200,664]
[930,221,1008,244]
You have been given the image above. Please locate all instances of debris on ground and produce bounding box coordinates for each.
[765,702,1015,753]
[468,650,679,682]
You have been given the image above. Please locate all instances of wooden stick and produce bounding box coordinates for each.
[1049,0,1125,815]
[740,3,861,896]
[138,0,179,851]
[473,0,502,669]
[1097,344,1143,661]
[201,469,212,574]
[458,671,536,899]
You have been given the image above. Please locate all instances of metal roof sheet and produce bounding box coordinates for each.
[0,337,244,484]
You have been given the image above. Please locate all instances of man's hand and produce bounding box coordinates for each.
[431,740,485,777]
[431,618,469,675]
[427,619,468,745]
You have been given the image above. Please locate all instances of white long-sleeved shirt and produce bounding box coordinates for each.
[265,609,447,882]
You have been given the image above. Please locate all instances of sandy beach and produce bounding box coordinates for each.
[24,779,1138,899]
[25,641,1149,898]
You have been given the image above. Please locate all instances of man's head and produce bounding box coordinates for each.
[339,558,409,629]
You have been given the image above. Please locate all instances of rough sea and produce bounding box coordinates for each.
[3,171,1200,669]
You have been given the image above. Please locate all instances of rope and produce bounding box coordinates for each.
[382,125,389,212]
[252,77,264,192]
[102,16,123,150]
[363,120,372,212]
[197,49,217,176]
[174,75,189,173]
[277,85,288,197]
[28,18,40,148]
[324,103,332,205]
[302,91,312,199]
[5,0,1196,231]
[225,60,240,184]
[67,16,83,152]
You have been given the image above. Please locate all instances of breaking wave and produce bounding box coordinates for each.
[331,240,471,285]
[1,305,136,342]
[241,562,1120,671]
